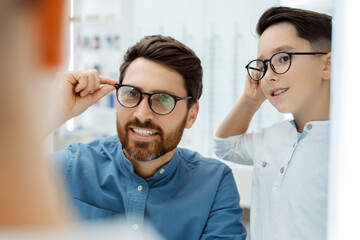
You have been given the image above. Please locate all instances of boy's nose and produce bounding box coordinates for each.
[263,66,277,82]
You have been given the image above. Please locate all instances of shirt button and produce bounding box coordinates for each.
[280,167,285,174]
[137,185,143,191]
[133,224,139,230]
[261,161,267,167]
[306,124,313,130]
[160,168,165,174]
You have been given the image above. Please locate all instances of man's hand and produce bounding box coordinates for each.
[48,69,118,134]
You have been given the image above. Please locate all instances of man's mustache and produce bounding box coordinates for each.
[125,118,163,134]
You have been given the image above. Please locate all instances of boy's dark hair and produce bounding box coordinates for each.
[257,6,332,52]
[119,35,203,107]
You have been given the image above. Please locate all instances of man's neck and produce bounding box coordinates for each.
[125,149,176,179]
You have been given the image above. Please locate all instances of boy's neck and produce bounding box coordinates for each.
[293,82,330,133]
[293,104,330,133]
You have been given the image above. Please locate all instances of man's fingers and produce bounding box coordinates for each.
[82,73,96,95]
[99,75,118,85]
[69,72,116,98]
[90,85,115,104]
[94,73,101,90]
[75,75,88,93]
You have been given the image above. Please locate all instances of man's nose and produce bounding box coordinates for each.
[133,96,155,121]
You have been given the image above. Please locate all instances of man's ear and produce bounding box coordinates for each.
[35,0,66,68]
[322,52,331,81]
[185,101,199,129]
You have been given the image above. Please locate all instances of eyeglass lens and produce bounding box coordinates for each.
[118,86,176,114]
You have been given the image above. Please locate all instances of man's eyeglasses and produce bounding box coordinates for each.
[114,84,192,115]
[245,51,328,81]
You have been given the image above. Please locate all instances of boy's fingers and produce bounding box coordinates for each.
[251,79,260,89]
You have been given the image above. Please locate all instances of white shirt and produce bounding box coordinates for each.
[214,120,329,240]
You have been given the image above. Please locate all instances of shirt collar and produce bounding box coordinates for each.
[288,119,330,142]
[288,119,330,131]
[116,142,135,173]
[288,119,330,140]
[116,140,180,183]
[146,148,180,184]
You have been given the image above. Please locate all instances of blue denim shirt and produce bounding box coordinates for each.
[53,136,246,240]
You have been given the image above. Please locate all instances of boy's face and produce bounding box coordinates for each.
[257,22,329,118]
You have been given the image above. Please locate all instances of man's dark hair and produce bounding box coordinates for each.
[257,6,332,52]
[119,35,203,107]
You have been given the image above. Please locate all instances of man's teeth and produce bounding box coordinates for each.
[273,89,287,96]
[133,128,156,136]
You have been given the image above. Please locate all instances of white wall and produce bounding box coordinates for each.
[328,0,360,239]
[281,0,333,14]
[132,0,281,156]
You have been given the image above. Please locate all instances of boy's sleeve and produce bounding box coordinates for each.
[200,169,247,240]
[213,132,261,165]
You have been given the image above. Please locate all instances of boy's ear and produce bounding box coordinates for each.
[322,52,331,81]
[185,101,199,129]
[35,0,66,68]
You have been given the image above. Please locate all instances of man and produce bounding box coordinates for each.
[52,35,247,240]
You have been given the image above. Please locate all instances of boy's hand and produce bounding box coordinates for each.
[242,73,266,106]
[48,70,118,133]
[215,74,266,138]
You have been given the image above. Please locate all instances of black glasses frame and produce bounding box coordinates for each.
[245,51,328,81]
[114,83,192,115]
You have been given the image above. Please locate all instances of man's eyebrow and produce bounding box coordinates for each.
[151,88,182,96]
[129,84,180,96]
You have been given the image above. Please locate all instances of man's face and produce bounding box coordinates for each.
[258,22,328,118]
[116,57,196,162]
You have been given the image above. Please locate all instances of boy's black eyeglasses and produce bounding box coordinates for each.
[245,51,328,81]
[114,84,192,115]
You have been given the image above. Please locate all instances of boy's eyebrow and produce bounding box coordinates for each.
[272,45,295,54]
[258,45,296,59]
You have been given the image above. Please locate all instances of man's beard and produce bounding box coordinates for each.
[116,114,188,162]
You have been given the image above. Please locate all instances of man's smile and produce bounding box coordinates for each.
[130,127,159,142]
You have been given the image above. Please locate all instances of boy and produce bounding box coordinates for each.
[214,6,332,240]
